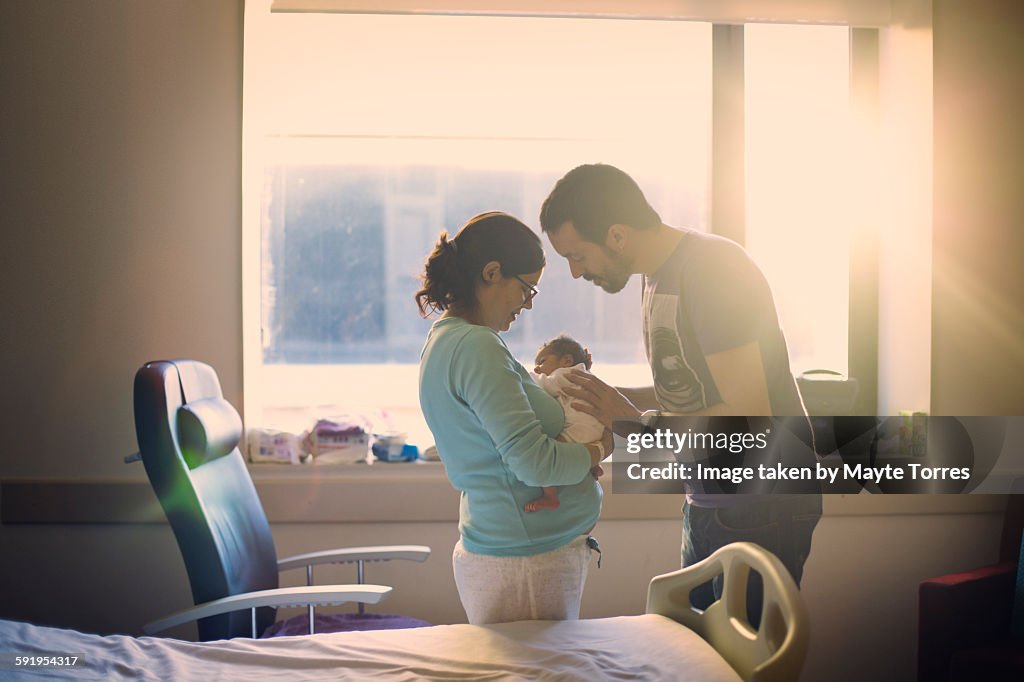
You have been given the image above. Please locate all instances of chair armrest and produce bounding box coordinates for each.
[918,561,1017,682]
[277,545,431,572]
[142,584,391,635]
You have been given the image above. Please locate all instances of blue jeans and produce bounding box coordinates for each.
[681,494,822,628]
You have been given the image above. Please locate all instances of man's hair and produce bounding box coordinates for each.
[539,163,661,244]
[539,334,592,370]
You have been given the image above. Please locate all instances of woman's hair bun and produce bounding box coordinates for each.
[415,212,545,317]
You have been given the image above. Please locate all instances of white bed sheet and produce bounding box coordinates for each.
[1,614,741,681]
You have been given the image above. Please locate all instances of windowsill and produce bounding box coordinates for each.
[0,464,1008,525]
[247,364,654,450]
[248,459,446,479]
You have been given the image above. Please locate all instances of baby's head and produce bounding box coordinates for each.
[534,334,592,375]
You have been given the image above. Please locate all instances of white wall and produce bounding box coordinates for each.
[930,0,1024,415]
[800,508,1002,682]
[0,0,244,480]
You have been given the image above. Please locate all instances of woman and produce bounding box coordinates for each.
[416,211,610,625]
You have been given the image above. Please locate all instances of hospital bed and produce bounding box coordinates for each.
[0,541,808,681]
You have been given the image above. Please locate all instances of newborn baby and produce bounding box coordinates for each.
[527,334,606,512]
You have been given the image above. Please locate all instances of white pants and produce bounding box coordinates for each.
[452,536,592,625]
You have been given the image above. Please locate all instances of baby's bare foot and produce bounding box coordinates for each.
[524,496,561,512]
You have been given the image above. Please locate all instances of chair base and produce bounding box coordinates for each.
[261,612,431,638]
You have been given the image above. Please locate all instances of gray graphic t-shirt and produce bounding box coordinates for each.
[642,229,805,417]
[643,230,807,506]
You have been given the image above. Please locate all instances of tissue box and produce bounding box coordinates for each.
[247,428,305,465]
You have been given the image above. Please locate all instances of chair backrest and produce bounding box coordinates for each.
[134,360,278,640]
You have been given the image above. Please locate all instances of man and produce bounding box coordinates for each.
[539,163,821,626]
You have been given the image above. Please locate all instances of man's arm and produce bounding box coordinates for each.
[563,340,771,428]
[684,341,771,417]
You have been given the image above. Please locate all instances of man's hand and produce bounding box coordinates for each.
[564,369,642,429]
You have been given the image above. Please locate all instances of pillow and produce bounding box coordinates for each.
[177,397,243,469]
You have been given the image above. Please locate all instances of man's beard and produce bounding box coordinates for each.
[594,275,629,294]
[585,249,632,293]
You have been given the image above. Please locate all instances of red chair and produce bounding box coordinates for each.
[918,495,1024,681]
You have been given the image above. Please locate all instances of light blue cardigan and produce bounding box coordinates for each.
[419,317,602,556]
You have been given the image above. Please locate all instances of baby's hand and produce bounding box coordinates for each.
[590,464,605,480]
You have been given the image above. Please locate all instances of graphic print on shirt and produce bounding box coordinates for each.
[643,292,706,412]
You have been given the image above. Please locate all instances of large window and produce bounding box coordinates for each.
[244,5,712,428]
[243,2,864,435]
[745,24,852,374]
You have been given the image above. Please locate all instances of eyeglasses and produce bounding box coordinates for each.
[513,275,539,303]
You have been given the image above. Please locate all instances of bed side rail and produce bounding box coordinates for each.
[645,541,809,682]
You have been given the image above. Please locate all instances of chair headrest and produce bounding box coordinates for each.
[177,397,243,469]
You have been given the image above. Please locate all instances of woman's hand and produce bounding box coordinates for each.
[564,369,641,430]
[601,427,613,462]
[584,428,613,470]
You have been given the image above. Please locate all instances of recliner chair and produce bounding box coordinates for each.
[918,494,1024,680]
[132,359,431,640]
